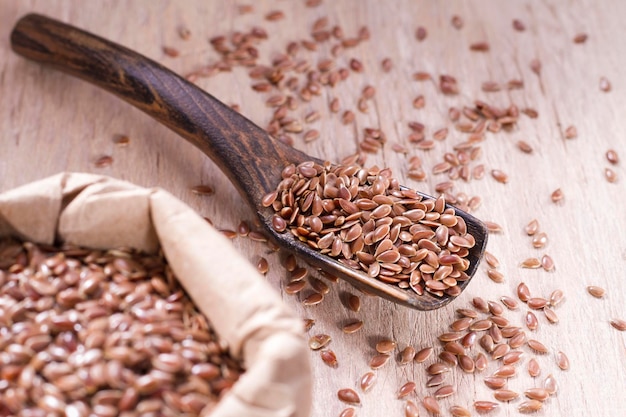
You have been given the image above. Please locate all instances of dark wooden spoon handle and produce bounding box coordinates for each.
[10,13,306,207]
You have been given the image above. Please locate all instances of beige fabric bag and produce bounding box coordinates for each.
[0,172,312,417]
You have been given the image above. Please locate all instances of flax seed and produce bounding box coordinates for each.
[381,57,393,72]
[586,285,605,298]
[564,125,577,139]
[600,76,612,92]
[94,155,113,168]
[550,188,564,203]
[398,381,417,398]
[405,400,420,417]
[518,400,543,413]
[610,318,626,331]
[370,353,390,369]
[302,292,324,306]
[475,353,488,371]
[605,168,618,183]
[525,311,539,331]
[606,149,619,164]
[474,401,498,412]
[491,170,508,183]
[342,320,364,333]
[544,374,558,394]
[528,358,541,377]
[375,339,397,354]
[415,347,434,363]
[337,388,360,404]
[422,396,441,415]
[309,334,331,350]
[450,405,471,417]
[541,255,555,271]
[451,15,464,29]
[416,26,427,41]
[360,371,377,392]
[513,19,526,31]
[470,42,490,52]
[549,289,564,307]
[532,232,548,248]
[339,408,356,417]
[573,33,588,43]
[265,10,285,21]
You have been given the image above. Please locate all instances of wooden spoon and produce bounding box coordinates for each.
[10,14,487,310]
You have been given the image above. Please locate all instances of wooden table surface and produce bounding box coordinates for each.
[2,1,625,416]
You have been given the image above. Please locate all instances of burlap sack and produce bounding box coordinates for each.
[0,172,312,417]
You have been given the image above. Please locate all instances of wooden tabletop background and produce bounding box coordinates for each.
[2,1,625,416]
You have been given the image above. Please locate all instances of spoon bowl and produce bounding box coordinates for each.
[11,14,487,310]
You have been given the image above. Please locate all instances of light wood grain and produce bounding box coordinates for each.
[1,1,625,416]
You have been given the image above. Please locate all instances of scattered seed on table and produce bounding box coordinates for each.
[339,408,356,417]
[521,258,542,269]
[451,15,464,29]
[450,405,471,417]
[427,374,446,387]
[494,389,519,402]
[404,400,420,417]
[501,296,519,310]
[342,320,364,333]
[475,353,488,371]
[544,373,558,394]
[528,339,548,354]
[474,401,499,412]
[484,376,506,390]
[525,219,539,235]
[415,347,434,363]
[265,10,285,21]
[564,125,578,139]
[549,289,565,307]
[605,168,618,183]
[530,59,541,75]
[606,149,619,164]
[285,280,306,295]
[492,365,516,378]
[599,76,612,92]
[610,318,626,331]
[551,188,564,203]
[517,283,531,302]
[541,255,555,271]
[162,46,180,57]
[528,297,548,310]
[302,292,324,306]
[309,334,331,350]
[433,384,455,399]
[370,353,390,369]
[587,286,605,298]
[517,140,533,153]
[487,269,505,283]
[113,134,130,146]
[422,396,441,414]
[525,388,550,401]
[513,19,526,31]
[400,346,417,364]
[427,363,450,375]
[528,358,541,377]
[556,351,570,370]
[470,42,490,52]
[381,57,393,72]
[544,307,559,324]
[532,232,548,248]
[518,400,543,413]
[375,339,397,354]
[360,371,377,392]
[321,350,338,367]
[416,26,427,41]
[398,381,417,399]
[256,257,269,274]
[337,388,360,405]
[573,33,588,43]
[94,155,113,168]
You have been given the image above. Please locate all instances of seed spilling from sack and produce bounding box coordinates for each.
[0,238,243,415]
